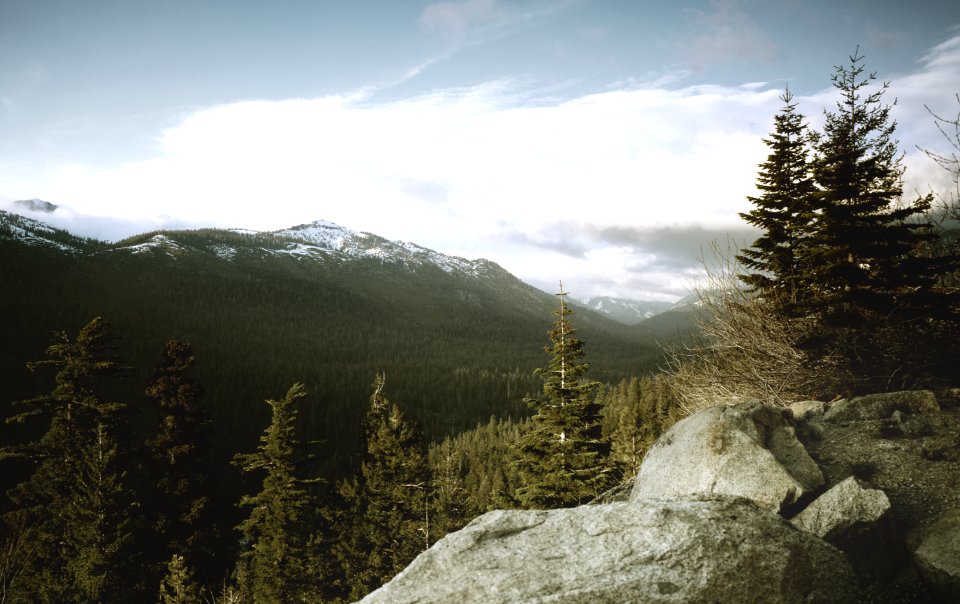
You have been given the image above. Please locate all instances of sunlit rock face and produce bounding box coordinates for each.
[631,400,823,512]
[360,497,855,604]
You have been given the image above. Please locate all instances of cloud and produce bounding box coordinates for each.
[11,33,960,300]
[0,79,782,300]
[496,221,759,299]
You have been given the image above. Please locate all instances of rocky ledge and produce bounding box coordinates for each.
[361,390,960,603]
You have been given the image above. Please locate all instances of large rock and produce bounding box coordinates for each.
[790,476,891,540]
[909,509,960,598]
[360,497,856,604]
[822,390,940,423]
[631,401,823,512]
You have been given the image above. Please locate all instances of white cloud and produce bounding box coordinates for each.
[12,33,960,301]
[19,80,779,299]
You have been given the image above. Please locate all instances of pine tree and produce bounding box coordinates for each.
[798,50,960,387]
[806,49,938,326]
[738,88,817,311]
[146,340,216,583]
[233,383,316,603]
[2,317,141,602]
[514,284,613,508]
[344,374,430,599]
[65,422,138,603]
[158,554,202,604]
[429,439,468,537]
[609,377,645,479]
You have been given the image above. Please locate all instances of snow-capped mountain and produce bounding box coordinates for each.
[268,220,501,278]
[572,296,675,325]
[1,207,571,319]
[0,209,505,282]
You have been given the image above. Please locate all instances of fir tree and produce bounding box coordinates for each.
[429,438,468,537]
[514,283,613,508]
[800,50,960,387]
[2,317,141,602]
[806,49,938,325]
[158,554,202,604]
[66,424,137,603]
[609,377,645,479]
[145,340,216,584]
[233,383,316,603]
[344,374,430,599]
[738,88,817,310]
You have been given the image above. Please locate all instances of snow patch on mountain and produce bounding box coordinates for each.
[211,244,237,260]
[275,220,352,251]
[0,209,82,252]
[123,234,185,258]
[272,220,493,277]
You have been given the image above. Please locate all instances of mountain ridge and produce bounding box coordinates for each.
[3,205,683,318]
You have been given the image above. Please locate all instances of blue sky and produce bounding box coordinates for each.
[2,0,959,300]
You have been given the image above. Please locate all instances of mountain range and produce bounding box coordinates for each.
[572,297,675,325]
[0,208,698,474]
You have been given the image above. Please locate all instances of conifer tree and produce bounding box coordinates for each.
[738,88,817,310]
[158,554,201,604]
[609,377,646,479]
[514,284,613,508]
[344,374,430,599]
[806,49,938,326]
[65,422,138,603]
[1,317,141,602]
[146,340,216,583]
[429,439,468,537]
[799,50,960,387]
[233,383,316,603]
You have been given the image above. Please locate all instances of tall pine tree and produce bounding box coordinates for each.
[145,340,217,585]
[233,383,317,603]
[802,50,960,387]
[1,317,142,602]
[738,88,817,311]
[514,284,613,508]
[340,374,430,600]
[806,49,938,326]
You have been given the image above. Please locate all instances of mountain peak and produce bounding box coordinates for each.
[273,220,354,250]
[13,199,58,213]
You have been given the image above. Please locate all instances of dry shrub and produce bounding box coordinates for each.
[663,245,849,415]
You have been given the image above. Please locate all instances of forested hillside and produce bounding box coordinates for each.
[0,216,682,601]
[0,212,670,475]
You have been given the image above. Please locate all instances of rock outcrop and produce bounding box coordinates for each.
[363,390,960,603]
[631,400,823,512]
[360,497,856,604]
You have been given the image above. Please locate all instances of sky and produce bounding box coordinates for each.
[1,0,959,301]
